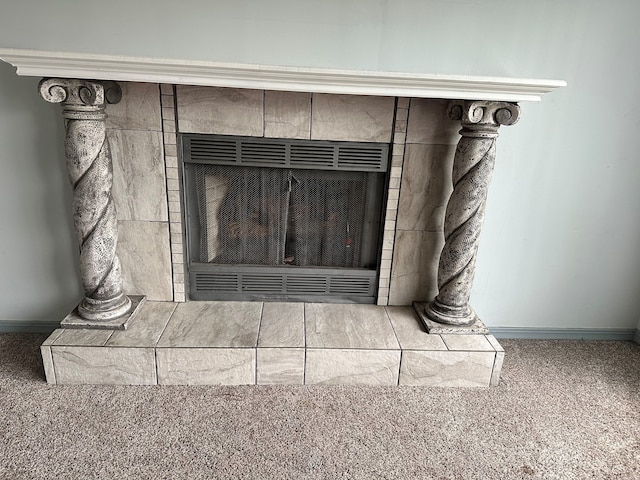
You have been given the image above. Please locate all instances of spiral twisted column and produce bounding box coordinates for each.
[39,78,132,321]
[424,100,520,326]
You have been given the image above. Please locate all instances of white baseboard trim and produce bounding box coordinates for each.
[490,326,637,341]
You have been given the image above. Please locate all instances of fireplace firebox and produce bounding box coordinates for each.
[182,134,389,303]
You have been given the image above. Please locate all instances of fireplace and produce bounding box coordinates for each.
[0,48,565,384]
[182,134,388,302]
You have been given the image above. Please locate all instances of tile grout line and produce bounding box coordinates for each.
[255,302,264,385]
[302,303,307,385]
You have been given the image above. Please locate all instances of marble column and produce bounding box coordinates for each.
[39,78,132,322]
[424,100,520,327]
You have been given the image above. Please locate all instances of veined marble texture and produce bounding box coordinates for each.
[157,301,261,347]
[116,221,173,302]
[257,348,305,385]
[176,85,263,136]
[406,98,461,145]
[52,346,157,385]
[110,129,167,222]
[107,301,176,347]
[305,303,399,350]
[264,91,311,139]
[400,350,495,387]
[388,230,443,306]
[52,328,113,346]
[396,143,455,232]
[106,82,162,132]
[311,94,395,142]
[156,348,255,385]
[386,306,447,350]
[440,334,495,351]
[306,349,400,385]
[258,302,305,347]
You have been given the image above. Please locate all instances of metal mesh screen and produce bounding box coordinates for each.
[193,164,372,268]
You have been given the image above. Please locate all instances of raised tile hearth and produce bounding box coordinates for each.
[41,301,504,387]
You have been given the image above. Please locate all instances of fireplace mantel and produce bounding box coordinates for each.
[0,48,565,102]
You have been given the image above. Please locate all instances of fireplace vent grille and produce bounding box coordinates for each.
[184,134,388,172]
[190,265,376,302]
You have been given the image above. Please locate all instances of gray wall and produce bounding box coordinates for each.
[1,0,640,330]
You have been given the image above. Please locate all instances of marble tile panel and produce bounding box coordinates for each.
[117,221,173,302]
[486,335,504,352]
[52,328,113,346]
[258,302,305,347]
[51,346,156,385]
[399,350,495,387]
[388,230,443,306]
[156,348,255,385]
[491,351,505,387]
[385,306,447,350]
[42,329,64,346]
[311,94,395,142]
[264,91,311,139]
[406,98,461,145]
[176,85,263,136]
[441,334,495,351]
[106,82,161,131]
[107,301,176,347]
[40,346,56,384]
[257,348,305,385]
[305,303,399,350]
[110,129,168,222]
[157,301,261,347]
[397,143,455,232]
[305,349,400,385]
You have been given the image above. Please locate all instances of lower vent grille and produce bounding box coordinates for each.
[191,266,376,301]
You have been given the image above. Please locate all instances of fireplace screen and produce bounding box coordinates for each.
[182,134,388,302]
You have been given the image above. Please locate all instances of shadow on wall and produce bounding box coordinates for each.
[0,61,82,322]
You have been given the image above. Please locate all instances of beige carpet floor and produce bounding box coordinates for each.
[1,333,639,479]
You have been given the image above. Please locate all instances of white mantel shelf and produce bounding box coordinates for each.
[0,48,565,102]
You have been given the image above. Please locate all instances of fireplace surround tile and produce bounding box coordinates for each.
[106,82,162,132]
[258,303,305,348]
[399,350,495,387]
[257,348,305,385]
[440,334,495,352]
[310,93,395,142]
[386,306,448,351]
[264,90,311,139]
[389,230,443,305]
[51,346,157,385]
[106,301,176,347]
[176,85,263,136]
[116,220,173,302]
[305,349,400,385]
[157,302,261,348]
[406,98,460,145]
[156,348,256,385]
[304,303,400,350]
[110,129,167,222]
[397,143,456,232]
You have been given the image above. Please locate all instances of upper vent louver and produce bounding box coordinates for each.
[184,134,389,172]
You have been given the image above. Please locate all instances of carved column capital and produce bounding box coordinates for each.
[38,78,121,120]
[448,100,521,137]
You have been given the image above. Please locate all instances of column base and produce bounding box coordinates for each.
[62,295,146,330]
[414,301,489,334]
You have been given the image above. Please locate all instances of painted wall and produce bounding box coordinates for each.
[1,0,639,330]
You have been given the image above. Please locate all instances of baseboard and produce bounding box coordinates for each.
[0,320,60,333]
[490,326,637,341]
